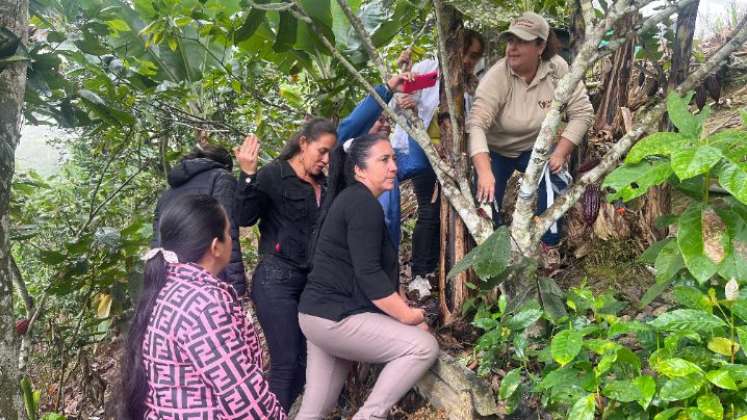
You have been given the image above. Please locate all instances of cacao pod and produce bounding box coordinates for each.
[577,158,600,174]
[704,74,721,103]
[695,85,707,110]
[583,184,601,226]
[15,319,29,335]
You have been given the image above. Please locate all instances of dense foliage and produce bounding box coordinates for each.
[457,94,747,419]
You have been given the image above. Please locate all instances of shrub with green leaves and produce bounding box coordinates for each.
[455,93,747,419]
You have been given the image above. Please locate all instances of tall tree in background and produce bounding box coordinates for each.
[0,0,28,417]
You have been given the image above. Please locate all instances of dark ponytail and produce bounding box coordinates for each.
[308,133,389,261]
[120,194,228,419]
[277,117,337,161]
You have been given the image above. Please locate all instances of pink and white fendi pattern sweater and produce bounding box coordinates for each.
[142,263,286,419]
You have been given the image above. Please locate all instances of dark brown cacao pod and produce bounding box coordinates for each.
[577,158,600,174]
[695,85,707,110]
[704,74,721,103]
[15,319,29,335]
[583,184,601,226]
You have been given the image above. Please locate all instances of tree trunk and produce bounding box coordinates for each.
[0,0,29,417]
[436,5,470,323]
[569,0,586,61]
[669,0,700,89]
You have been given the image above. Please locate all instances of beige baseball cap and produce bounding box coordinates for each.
[500,12,550,41]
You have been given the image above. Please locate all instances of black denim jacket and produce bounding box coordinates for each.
[235,159,323,269]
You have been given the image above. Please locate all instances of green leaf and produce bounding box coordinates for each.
[639,275,674,308]
[567,394,596,420]
[235,9,266,41]
[659,373,705,401]
[472,317,498,331]
[633,375,656,410]
[655,240,685,284]
[602,379,639,402]
[654,357,704,377]
[737,326,747,357]
[678,203,719,283]
[667,91,707,138]
[106,18,131,33]
[505,308,543,331]
[697,393,724,420]
[649,309,726,332]
[273,12,298,52]
[626,132,689,164]
[717,160,747,205]
[603,160,674,202]
[707,337,739,356]
[638,237,674,264]
[551,329,584,366]
[708,129,747,163]
[654,408,682,420]
[499,368,522,400]
[673,285,712,311]
[448,226,511,280]
[670,145,723,180]
[705,369,738,390]
[39,250,66,265]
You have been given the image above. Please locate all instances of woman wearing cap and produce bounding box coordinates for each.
[467,12,593,264]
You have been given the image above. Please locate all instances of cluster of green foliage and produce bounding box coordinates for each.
[454,93,747,419]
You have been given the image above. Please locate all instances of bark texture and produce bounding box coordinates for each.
[433,2,470,323]
[0,0,28,417]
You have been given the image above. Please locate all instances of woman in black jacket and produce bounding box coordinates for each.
[152,144,246,295]
[233,118,337,411]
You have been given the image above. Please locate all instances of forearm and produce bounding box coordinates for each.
[471,152,492,176]
[234,172,262,226]
[553,137,576,159]
[372,292,420,325]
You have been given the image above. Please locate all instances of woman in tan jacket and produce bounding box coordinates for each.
[467,12,593,260]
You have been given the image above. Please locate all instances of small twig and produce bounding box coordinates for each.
[245,0,293,11]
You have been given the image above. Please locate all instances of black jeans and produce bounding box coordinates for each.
[411,168,441,277]
[251,256,308,411]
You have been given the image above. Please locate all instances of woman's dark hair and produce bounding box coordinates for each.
[120,194,228,419]
[537,29,561,61]
[182,143,233,171]
[277,117,337,161]
[308,133,389,261]
[464,28,485,52]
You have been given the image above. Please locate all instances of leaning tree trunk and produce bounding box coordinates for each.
[0,0,29,417]
[435,5,471,324]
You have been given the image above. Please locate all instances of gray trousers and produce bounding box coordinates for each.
[296,312,439,420]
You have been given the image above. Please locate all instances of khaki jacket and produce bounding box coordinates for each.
[467,55,594,158]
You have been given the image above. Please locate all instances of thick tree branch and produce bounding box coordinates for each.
[10,256,32,316]
[531,13,747,242]
[335,0,389,79]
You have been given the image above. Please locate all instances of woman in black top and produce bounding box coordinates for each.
[234,118,337,411]
[296,134,439,420]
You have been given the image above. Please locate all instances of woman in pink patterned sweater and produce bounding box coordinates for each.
[120,194,286,419]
